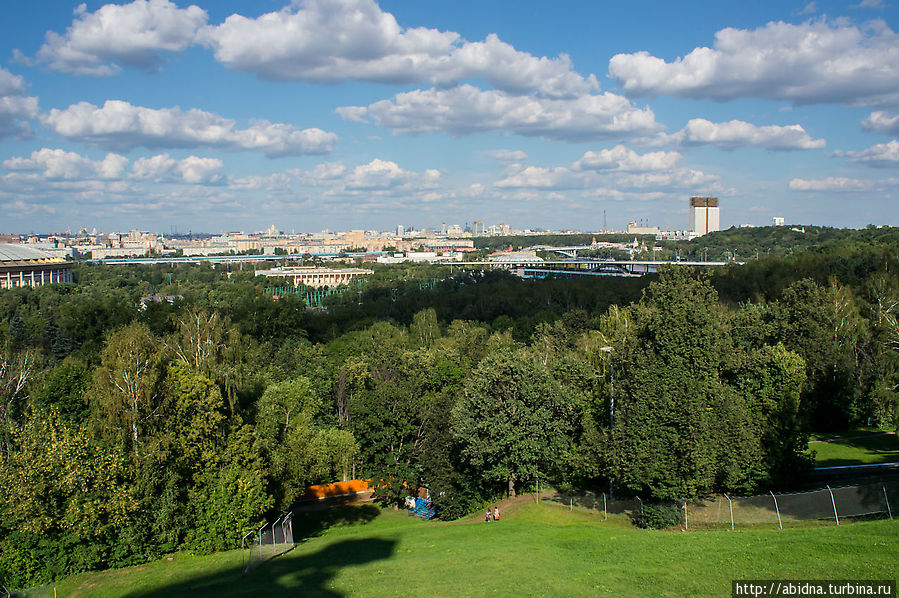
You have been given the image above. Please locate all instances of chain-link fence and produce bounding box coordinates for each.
[1,583,56,597]
[545,480,897,530]
[241,512,295,572]
[542,490,642,520]
[688,481,896,530]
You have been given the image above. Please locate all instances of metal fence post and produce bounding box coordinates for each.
[826,485,839,525]
[241,530,256,573]
[724,494,734,531]
[258,523,266,561]
[272,516,283,555]
[884,485,893,520]
[770,491,782,530]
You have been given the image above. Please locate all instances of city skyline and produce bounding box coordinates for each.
[1,0,898,232]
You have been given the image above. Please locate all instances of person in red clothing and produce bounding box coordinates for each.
[493,505,500,521]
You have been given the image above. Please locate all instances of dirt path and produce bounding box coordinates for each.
[452,491,558,524]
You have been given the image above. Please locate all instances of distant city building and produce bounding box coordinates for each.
[472,220,485,235]
[626,221,660,235]
[255,266,372,289]
[377,252,463,264]
[773,217,785,226]
[487,250,544,265]
[342,230,365,248]
[689,196,720,237]
[0,243,73,289]
[656,230,695,241]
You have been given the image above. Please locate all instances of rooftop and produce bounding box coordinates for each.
[0,243,64,263]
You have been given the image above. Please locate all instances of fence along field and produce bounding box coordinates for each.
[543,480,897,530]
[241,512,295,573]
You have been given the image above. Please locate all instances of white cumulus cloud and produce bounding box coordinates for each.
[0,69,27,96]
[199,0,596,98]
[492,150,528,163]
[130,153,177,179]
[839,140,899,166]
[345,159,440,190]
[338,85,659,141]
[175,156,223,184]
[0,68,39,139]
[34,0,207,75]
[227,158,440,196]
[658,119,826,150]
[3,148,128,180]
[573,145,682,171]
[494,145,717,193]
[862,111,899,134]
[609,19,899,106]
[41,100,337,156]
[130,153,223,183]
[495,166,580,189]
[3,148,226,186]
[789,176,899,190]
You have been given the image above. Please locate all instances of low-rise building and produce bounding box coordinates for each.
[255,266,372,288]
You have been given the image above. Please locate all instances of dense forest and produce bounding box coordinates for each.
[1,228,898,587]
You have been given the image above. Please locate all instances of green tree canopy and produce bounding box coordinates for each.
[452,350,579,497]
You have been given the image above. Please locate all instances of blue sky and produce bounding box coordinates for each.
[1,0,898,234]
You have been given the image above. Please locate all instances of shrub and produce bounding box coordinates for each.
[634,502,684,529]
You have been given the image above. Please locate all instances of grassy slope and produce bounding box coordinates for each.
[810,431,899,467]
[54,501,898,598]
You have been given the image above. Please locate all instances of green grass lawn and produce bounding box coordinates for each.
[51,500,898,598]
[810,430,899,467]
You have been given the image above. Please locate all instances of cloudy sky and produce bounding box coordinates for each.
[1,0,898,233]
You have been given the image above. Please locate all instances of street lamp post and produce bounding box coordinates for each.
[600,346,614,499]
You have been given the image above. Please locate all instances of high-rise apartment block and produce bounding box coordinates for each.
[689,197,720,236]
[472,220,485,235]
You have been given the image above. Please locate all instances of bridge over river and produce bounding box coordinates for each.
[453,259,740,278]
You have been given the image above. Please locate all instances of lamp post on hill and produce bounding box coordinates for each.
[600,346,614,499]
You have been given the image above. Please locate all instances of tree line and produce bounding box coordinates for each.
[1,232,898,586]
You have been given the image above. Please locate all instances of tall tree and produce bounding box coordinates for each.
[605,269,764,499]
[90,323,166,455]
[0,412,137,586]
[452,350,578,497]
[775,278,865,430]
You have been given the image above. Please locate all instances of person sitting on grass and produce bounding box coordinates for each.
[493,505,500,521]
[485,508,492,522]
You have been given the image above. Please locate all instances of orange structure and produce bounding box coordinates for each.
[300,479,372,501]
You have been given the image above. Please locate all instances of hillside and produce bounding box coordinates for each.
[51,502,898,598]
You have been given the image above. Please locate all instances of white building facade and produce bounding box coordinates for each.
[689,197,720,237]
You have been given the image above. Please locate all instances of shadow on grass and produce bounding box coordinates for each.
[125,537,396,598]
[292,504,382,540]
[814,433,899,467]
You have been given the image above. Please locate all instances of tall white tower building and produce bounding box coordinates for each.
[689,197,720,236]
